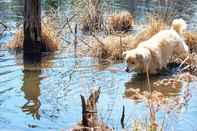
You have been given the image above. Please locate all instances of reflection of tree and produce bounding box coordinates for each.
[19,52,53,120]
[21,60,41,120]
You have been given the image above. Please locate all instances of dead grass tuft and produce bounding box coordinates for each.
[7,18,60,52]
[7,29,23,49]
[183,31,197,53]
[89,17,166,60]
[90,35,133,60]
[106,11,134,33]
[81,0,103,32]
[131,17,166,48]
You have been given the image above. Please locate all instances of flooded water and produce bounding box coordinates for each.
[0,0,197,131]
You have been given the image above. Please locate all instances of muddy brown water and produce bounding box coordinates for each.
[0,0,197,130]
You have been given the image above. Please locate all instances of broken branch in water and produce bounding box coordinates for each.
[0,21,8,36]
[74,24,78,56]
[0,21,8,29]
[80,88,101,128]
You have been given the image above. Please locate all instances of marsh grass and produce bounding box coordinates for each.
[106,11,134,33]
[7,17,60,52]
[131,17,166,48]
[79,0,103,32]
[90,34,133,60]
[184,31,197,53]
[88,16,166,61]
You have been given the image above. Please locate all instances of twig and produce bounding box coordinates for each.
[67,17,74,34]
[91,34,105,47]
[91,34,109,56]
[121,105,125,129]
[60,37,72,45]
[74,24,78,56]
[80,95,88,127]
[177,55,190,72]
[56,14,76,37]
[179,65,191,72]
[120,36,123,54]
[146,65,151,93]
[0,21,8,36]
[64,16,93,50]
[0,21,8,29]
[78,38,93,48]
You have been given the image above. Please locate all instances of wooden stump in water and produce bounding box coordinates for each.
[72,89,111,131]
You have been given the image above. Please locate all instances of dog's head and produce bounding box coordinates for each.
[123,48,151,72]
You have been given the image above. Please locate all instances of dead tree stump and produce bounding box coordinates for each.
[23,0,42,55]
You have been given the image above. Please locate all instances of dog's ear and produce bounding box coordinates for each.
[136,53,144,61]
[136,52,150,64]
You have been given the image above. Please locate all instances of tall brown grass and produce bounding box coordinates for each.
[81,0,103,32]
[130,17,166,48]
[106,11,134,33]
[90,17,166,60]
[7,18,60,52]
[90,35,133,60]
[184,31,197,53]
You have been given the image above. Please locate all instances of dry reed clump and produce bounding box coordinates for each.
[169,31,197,76]
[130,17,166,48]
[169,53,197,76]
[7,29,23,49]
[106,11,134,33]
[89,17,165,60]
[81,0,103,32]
[90,35,134,60]
[7,18,60,52]
[183,31,197,53]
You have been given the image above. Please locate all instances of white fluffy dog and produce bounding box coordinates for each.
[123,19,189,74]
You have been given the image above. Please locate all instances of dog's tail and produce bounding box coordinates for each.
[171,18,187,35]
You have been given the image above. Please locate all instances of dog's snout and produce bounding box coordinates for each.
[125,66,130,72]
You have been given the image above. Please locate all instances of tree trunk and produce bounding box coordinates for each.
[23,0,42,55]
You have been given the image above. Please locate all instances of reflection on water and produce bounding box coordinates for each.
[125,73,181,97]
[21,62,41,120]
[20,54,54,120]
